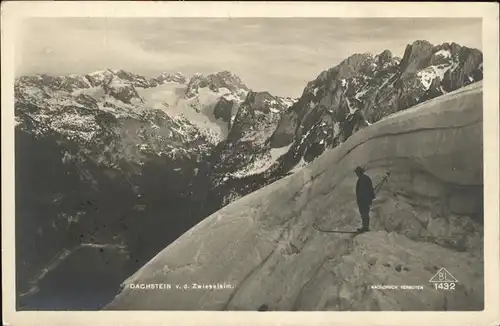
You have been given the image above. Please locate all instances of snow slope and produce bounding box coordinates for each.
[136,83,247,140]
[229,143,293,178]
[105,81,483,311]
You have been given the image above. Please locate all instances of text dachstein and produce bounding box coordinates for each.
[127,283,234,290]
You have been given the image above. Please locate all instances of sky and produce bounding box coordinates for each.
[16,18,482,97]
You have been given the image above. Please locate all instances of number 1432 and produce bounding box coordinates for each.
[434,282,456,290]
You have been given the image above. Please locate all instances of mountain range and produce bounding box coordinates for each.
[15,40,483,309]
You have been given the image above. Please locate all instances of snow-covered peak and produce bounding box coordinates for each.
[278,96,298,109]
[155,72,187,85]
[434,49,452,59]
[107,75,130,88]
[88,69,113,76]
[86,69,115,86]
[185,71,248,99]
[207,71,248,90]
[103,76,143,104]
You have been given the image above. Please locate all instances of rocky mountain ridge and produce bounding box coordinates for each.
[204,41,483,209]
[271,41,482,152]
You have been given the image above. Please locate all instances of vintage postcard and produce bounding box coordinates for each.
[2,2,499,326]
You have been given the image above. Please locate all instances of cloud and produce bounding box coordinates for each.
[17,20,162,74]
[17,18,482,97]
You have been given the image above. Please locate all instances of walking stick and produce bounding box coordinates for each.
[374,171,390,195]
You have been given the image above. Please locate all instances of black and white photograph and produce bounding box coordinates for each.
[2,2,499,325]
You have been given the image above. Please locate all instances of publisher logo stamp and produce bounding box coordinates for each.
[429,267,458,290]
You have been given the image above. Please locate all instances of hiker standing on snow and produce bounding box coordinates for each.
[355,166,375,232]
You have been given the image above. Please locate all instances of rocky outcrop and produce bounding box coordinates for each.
[153,72,187,85]
[424,77,445,99]
[378,49,393,66]
[103,76,144,104]
[399,40,435,75]
[227,91,283,141]
[207,91,296,206]
[206,70,248,92]
[85,69,116,87]
[442,47,483,92]
[113,70,156,88]
[213,97,235,130]
[185,71,249,98]
[59,75,93,92]
[105,81,483,311]
[15,74,93,93]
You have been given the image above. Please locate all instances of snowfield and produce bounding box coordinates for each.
[417,63,455,90]
[416,53,460,90]
[136,83,245,142]
[106,81,483,311]
[229,143,294,178]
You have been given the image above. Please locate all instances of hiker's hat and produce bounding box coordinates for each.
[354,166,364,173]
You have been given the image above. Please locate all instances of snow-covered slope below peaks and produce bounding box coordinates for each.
[16,69,251,145]
[136,82,248,142]
[105,81,483,311]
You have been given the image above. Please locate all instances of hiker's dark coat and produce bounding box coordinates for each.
[356,174,375,208]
